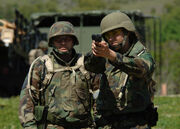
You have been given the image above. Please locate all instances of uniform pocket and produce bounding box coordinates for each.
[75,88,90,113]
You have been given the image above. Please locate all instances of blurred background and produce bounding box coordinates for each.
[0,0,180,128]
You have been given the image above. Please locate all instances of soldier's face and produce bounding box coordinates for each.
[53,35,74,52]
[104,28,125,50]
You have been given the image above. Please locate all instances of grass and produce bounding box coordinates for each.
[153,96,180,129]
[0,96,22,129]
[0,96,180,129]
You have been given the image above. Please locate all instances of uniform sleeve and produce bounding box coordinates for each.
[84,52,106,73]
[19,59,44,129]
[110,51,155,78]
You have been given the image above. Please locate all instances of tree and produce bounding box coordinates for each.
[162,0,180,42]
[160,0,180,94]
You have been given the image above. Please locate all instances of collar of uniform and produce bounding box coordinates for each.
[128,41,146,57]
[51,48,79,66]
[122,42,135,56]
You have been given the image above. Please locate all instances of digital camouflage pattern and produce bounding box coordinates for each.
[48,21,79,47]
[84,41,157,128]
[19,49,95,129]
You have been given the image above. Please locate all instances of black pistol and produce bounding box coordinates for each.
[92,34,102,42]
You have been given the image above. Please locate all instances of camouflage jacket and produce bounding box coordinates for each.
[19,49,95,129]
[84,41,156,115]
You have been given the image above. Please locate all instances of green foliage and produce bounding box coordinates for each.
[0,1,16,19]
[17,0,60,18]
[160,0,180,94]
[161,41,180,93]
[162,0,180,42]
[0,0,172,20]
[0,0,61,19]
[73,0,106,11]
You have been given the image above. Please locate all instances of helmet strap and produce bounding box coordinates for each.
[119,35,127,48]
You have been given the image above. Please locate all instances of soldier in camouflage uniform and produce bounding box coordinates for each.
[84,12,158,129]
[28,40,48,65]
[19,21,95,129]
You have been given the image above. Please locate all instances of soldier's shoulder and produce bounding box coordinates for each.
[30,56,46,69]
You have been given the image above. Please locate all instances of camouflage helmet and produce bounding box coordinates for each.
[48,21,79,47]
[100,12,136,36]
[38,40,48,48]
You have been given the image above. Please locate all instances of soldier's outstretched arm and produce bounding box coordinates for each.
[110,51,155,78]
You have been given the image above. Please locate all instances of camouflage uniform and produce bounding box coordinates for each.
[19,21,95,129]
[84,12,158,129]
